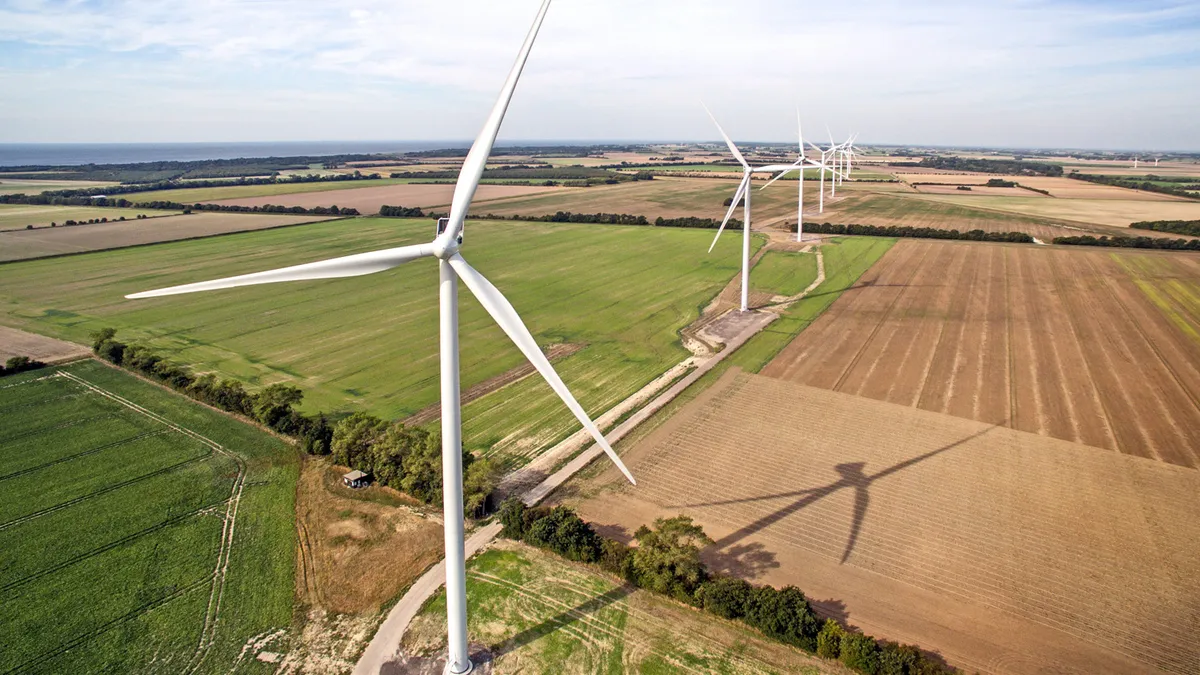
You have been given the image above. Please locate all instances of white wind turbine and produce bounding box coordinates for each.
[703,106,829,311]
[125,2,635,673]
[758,111,844,242]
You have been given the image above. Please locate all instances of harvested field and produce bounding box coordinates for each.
[0,324,88,363]
[1006,176,1191,200]
[205,182,565,215]
[295,459,441,615]
[0,178,117,195]
[126,177,413,204]
[478,176,798,223]
[564,369,1200,675]
[0,203,176,231]
[813,191,1088,240]
[763,240,1200,468]
[913,194,1200,228]
[913,184,1042,197]
[402,540,844,674]
[0,212,332,262]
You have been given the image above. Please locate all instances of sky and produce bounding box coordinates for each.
[1,0,1199,150]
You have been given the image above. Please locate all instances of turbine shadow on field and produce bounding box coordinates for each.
[674,423,1001,564]
[494,584,635,657]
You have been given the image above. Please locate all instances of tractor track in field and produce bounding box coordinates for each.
[0,430,169,480]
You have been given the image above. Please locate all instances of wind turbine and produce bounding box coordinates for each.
[125,2,635,673]
[703,106,821,311]
[758,110,844,242]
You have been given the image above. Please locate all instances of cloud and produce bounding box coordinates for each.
[0,0,1198,148]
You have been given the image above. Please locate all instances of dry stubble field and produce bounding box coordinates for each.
[566,369,1200,675]
[761,240,1200,468]
[207,182,565,215]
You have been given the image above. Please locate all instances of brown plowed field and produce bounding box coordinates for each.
[207,182,564,215]
[564,369,1200,674]
[762,240,1200,468]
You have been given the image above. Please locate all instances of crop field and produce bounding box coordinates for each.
[750,250,819,297]
[477,177,799,224]
[0,217,754,468]
[0,324,89,363]
[127,178,416,204]
[0,212,333,262]
[205,182,565,216]
[762,240,1200,468]
[813,191,1085,240]
[401,540,839,675]
[0,360,297,674]
[912,193,1200,229]
[0,204,179,231]
[0,179,117,196]
[564,369,1200,674]
[644,163,745,173]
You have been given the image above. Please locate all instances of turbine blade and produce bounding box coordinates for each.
[448,254,636,485]
[125,243,435,298]
[702,102,749,168]
[760,167,798,191]
[441,0,552,243]
[709,175,750,253]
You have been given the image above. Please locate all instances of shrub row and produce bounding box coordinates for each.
[89,329,495,510]
[800,222,1033,243]
[1052,235,1200,250]
[497,499,957,675]
[1130,219,1200,237]
[0,356,47,377]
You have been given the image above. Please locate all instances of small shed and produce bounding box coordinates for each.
[342,470,369,489]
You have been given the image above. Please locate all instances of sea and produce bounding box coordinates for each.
[0,141,473,167]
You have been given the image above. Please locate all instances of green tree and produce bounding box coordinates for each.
[253,383,304,431]
[89,327,117,351]
[630,515,712,602]
[697,577,753,619]
[839,632,881,674]
[331,412,388,470]
[816,619,846,659]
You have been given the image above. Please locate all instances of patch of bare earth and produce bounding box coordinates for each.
[0,325,89,363]
[561,368,1200,675]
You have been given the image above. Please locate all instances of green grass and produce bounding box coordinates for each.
[404,542,831,674]
[646,164,743,172]
[0,204,176,230]
[0,217,755,468]
[750,251,819,297]
[0,360,298,674]
[128,178,414,204]
[0,179,117,196]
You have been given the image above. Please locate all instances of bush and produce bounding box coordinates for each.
[630,516,712,603]
[1,355,46,376]
[743,585,821,652]
[816,619,846,658]
[877,641,921,675]
[697,577,754,619]
[840,632,881,674]
[525,506,604,563]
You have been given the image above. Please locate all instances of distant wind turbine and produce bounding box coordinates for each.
[758,110,844,242]
[125,2,635,673]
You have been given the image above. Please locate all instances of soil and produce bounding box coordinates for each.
[0,325,90,363]
[208,183,564,215]
[294,458,443,615]
[761,240,1200,468]
[563,369,1200,675]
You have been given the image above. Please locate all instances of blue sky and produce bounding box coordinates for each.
[1,0,1198,149]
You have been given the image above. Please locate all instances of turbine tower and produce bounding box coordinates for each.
[125,2,635,673]
[703,106,822,311]
[758,110,842,242]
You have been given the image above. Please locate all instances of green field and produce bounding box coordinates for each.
[646,164,743,172]
[0,204,178,230]
[128,178,414,204]
[403,541,834,674]
[0,360,297,674]
[0,179,117,196]
[0,217,759,468]
[750,251,820,297]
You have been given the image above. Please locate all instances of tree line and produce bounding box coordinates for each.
[1068,173,1200,200]
[0,356,47,377]
[425,210,739,229]
[916,156,1064,177]
[0,193,358,216]
[1052,235,1200,250]
[1130,220,1200,237]
[800,222,1034,243]
[498,499,959,675]
[88,329,495,511]
[389,166,654,185]
[1,154,393,183]
[30,171,381,200]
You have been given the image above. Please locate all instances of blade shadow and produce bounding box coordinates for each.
[670,423,1001,564]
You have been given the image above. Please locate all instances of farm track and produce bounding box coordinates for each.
[572,370,1200,674]
[762,241,1200,468]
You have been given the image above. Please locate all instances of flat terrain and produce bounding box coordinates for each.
[912,193,1200,229]
[206,183,566,215]
[127,178,416,204]
[0,360,297,674]
[0,203,179,231]
[0,178,117,195]
[401,540,844,674]
[762,240,1200,468]
[0,324,89,363]
[565,369,1200,675]
[0,212,332,262]
[0,218,751,469]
